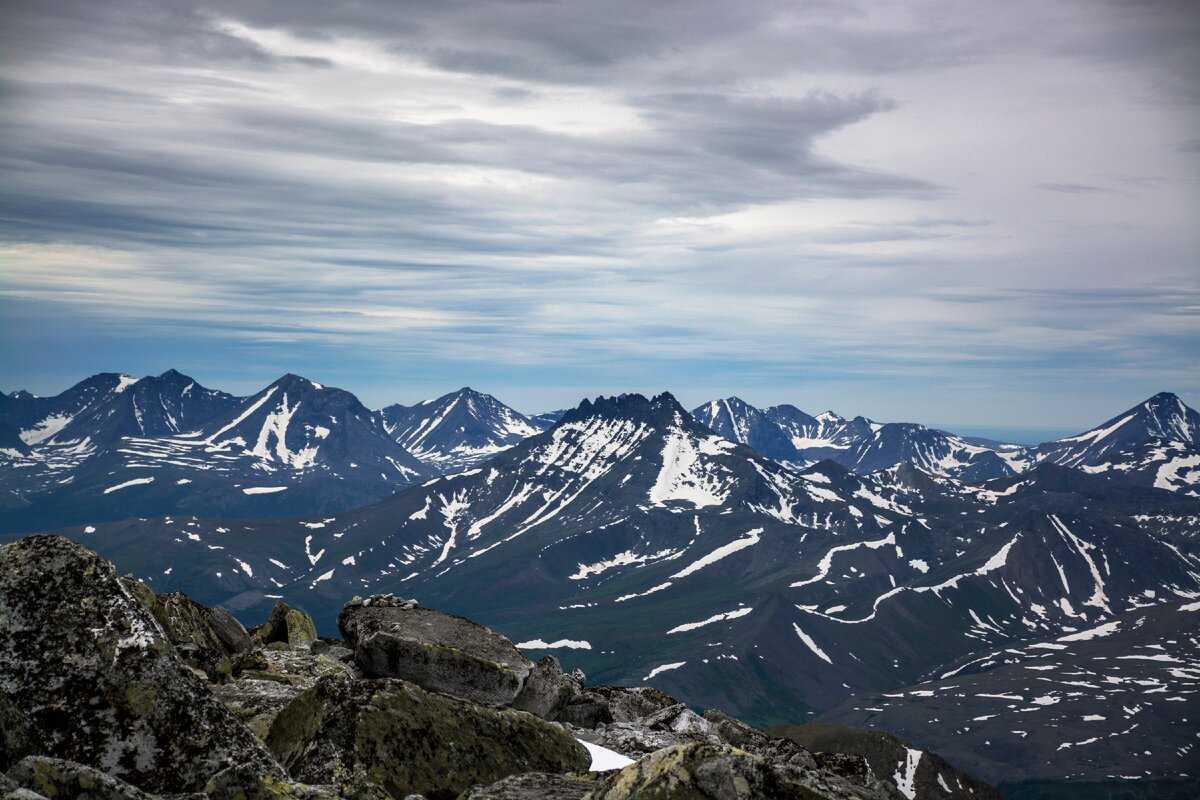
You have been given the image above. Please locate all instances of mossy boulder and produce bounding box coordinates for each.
[338,599,534,707]
[0,535,283,793]
[253,602,318,651]
[6,756,153,800]
[266,675,590,800]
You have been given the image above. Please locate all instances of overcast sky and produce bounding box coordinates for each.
[1,0,1197,430]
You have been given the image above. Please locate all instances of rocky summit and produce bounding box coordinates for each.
[0,534,999,799]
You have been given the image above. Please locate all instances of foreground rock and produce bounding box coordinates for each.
[7,756,153,800]
[266,674,590,799]
[339,595,574,714]
[588,742,889,800]
[457,771,600,800]
[0,535,282,793]
[252,601,319,650]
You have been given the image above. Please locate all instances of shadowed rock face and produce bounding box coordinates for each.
[0,535,282,793]
[265,674,590,800]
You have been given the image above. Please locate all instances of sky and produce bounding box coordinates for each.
[0,0,1197,430]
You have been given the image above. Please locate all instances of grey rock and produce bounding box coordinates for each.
[456,772,599,800]
[338,600,533,707]
[6,756,152,800]
[252,602,318,651]
[0,535,282,793]
[589,742,896,800]
[702,709,818,770]
[511,656,581,719]
[553,685,678,729]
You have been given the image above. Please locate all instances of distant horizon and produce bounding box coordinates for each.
[3,364,1192,441]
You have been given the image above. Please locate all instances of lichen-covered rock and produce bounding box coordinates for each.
[0,535,283,793]
[215,647,360,739]
[253,602,318,650]
[155,592,251,678]
[574,703,721,758]
[589,742,889,800]
[702,709,818,771]
[554,686,678,729]
[6,756,153,800]
[456,772,600,800]
[338,600,533,707]
[511,656,581,720]
[266,675,590,800]
[202,762,391,800]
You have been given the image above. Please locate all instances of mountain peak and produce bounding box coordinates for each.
[561,392,687,426]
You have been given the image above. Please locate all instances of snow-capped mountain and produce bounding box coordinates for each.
[36,393,1200,747]
[0,372,429,530]
[1034,391,1199,495]
[379,387,543,471]
[690,397,807,463]
[1,372,140,447]
[692,397,1024,481]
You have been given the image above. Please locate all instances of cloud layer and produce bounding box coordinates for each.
[1,0,1197,426]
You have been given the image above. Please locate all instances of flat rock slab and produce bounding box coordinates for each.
[340,602,533,706]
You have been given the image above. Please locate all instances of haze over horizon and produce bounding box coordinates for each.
[2,0,1197,428]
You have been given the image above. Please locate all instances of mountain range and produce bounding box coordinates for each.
[2,371,1199,793]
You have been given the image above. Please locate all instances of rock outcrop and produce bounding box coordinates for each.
[265,675,590,800]
[252,601,319,650]
[0,535,281,793]
[153,591,252,679]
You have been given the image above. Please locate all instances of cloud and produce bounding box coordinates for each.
[1035,182,1112,194]
[0,0,1198,426]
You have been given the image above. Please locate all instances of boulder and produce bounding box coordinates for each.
[338,598,533,707]
[553,686,678,729]
[588,742,892,800]
[511,656,581,720]
[0,535,282,793]
[202,763,391,800]
[456,772,600,800]
[253,602,318,650]
[702,709,818,770]
[152,592,251,679]
[266,675,590,800]
[6,756,152,800]
[214,647,359,739]
[574,703,720,758]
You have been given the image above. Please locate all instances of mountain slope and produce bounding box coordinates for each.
[379,387,542,471]
[817,600,1200,791]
